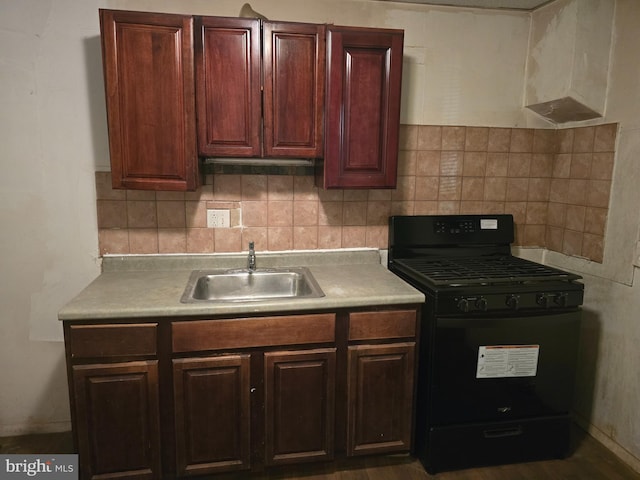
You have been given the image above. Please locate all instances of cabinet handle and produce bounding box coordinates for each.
[250,387,256,393]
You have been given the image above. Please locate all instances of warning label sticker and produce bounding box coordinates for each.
[476,345,540,378]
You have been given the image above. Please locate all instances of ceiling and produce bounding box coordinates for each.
[381,0,554,11]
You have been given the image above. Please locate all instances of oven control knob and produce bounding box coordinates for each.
[506,294,520,310]
[536,293,550,308]
[457,298,470,312]
[475,297,488,311]
[554,292,569,307]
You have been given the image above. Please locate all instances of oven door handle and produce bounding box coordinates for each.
[483,425,524,439]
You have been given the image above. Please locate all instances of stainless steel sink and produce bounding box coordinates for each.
[180,267,325,303]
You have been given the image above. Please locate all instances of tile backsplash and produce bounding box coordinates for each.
[97,123,616,263]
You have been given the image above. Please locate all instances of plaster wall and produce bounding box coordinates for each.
[526,0,614,115]
[541,0,640,471]
[1,0,640,474]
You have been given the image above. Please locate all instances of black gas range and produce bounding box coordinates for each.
[388,214,583,473]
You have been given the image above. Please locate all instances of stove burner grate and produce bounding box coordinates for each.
[394,256,581,286]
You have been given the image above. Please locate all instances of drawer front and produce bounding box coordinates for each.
[348,310,417,341]
[68,323,158,358]
[172,313,336,353]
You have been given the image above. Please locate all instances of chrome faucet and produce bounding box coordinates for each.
[247,242,256,271]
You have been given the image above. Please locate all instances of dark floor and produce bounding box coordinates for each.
[1,425,639,479]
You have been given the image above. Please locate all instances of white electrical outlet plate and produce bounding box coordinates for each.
[207,209,230,228]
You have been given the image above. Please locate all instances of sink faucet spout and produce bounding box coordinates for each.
[247,242,257,272]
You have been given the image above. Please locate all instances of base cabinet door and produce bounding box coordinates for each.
[72,361,161,480]
[347,343,415,456]
[173,355,251,476]
[264,349,336,465]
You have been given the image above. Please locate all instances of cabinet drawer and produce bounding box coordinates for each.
[172,314,336,352]
[67,323,157,359]
[348,310,417,341]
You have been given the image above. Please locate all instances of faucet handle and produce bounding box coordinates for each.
[249,241,254,251]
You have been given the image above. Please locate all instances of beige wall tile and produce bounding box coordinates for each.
[417,125,442,150]
[99,229,129,255]
[486,152,509,176]
[129,229,158,254]
[242,227,268,251]
[342,226,367,248]
[186,228,214,253]
[293,226,318,250]
[463,152,487,176]
[461,177,484,201]
[157,201,186,228]
[293,201,319,226]
[510,128,533,153]
[158,228,186,253]
[343,201,368,225]
[442,126,465,150]
[242,201,268,227]
[562,230,583,257]
[97,200,127,228]
[317,226,342,249]
[215,228,242,252]
[464,127,488,152]
[415,176,439,201]
[268,226,293,250]
[594,124,617,152]
[570,153,593,179]
[267,201,293,226]
[507,153,532,177]
[416,150,441,176]
[127,200,157,228]
[95,123,616,264]
[573,126,595,153]
[487,127,511,152]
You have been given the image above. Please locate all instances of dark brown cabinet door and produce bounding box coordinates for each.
[320,26,404,188]
[347,342,415,456]
[195,17,262,157]
[264,349,336,465]
[263,22,325,158]
[72,361,161,480]
[100,10,198,191]
[196,18,324,159]
[173,355,251,476]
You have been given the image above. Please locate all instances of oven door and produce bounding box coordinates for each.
[429,311,581,426]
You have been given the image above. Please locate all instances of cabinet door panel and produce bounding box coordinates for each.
[100,10,197,191]
[321,27,403,188]
[347,343,415,456]
[72,361,161,480]
[173,355,251,475]
[263,22,325,158]
[196,17,261,157]
[264,349,336,465]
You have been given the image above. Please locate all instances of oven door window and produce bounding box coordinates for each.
[429,311,580,425]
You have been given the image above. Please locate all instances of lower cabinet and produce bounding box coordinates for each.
[264,349,336,465]
[347,343,415,456]
[71,361,162,480]
[173,355,251,476]
[64,307,418,479]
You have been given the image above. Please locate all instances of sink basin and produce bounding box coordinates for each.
[180,267,325,303]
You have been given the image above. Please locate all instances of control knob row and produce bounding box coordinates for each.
[456,297,488,312]
[536,292,569,308]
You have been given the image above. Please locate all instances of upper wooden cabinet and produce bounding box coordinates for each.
[319,26,404,189]
[195,17,325,158]
[99,10,199,191]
